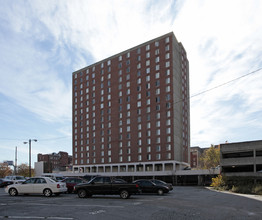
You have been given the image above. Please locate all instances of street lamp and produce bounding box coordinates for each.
[23,139,37,177]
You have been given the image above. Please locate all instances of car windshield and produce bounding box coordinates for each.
[16,176,25,180]
[87,177,96,184]
[153,180,166,184]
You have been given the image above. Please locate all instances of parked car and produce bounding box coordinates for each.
[82,175,99,182]
[74,176,140,199]
[41,174,65,182]
[3,176,26,184]
[5,177,67,197]
[113,178,127,183]
[61,177,87,193]
[133,179,169,195]
[150,179,173,191]
[0,178,13,187]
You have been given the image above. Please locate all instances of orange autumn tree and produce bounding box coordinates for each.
[199,145,220,169]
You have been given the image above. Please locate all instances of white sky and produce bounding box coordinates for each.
[0,0,262,166]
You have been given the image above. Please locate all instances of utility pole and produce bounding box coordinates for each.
[14,146,17,175]
[23,139,37,177]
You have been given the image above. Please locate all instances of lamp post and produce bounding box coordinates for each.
[23,139,37,177]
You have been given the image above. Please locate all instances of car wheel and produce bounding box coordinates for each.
[157,189,164,195]
[78,189,87,198]
[120,190,130,199]
[43,189,52,197]
[9,188,18,196]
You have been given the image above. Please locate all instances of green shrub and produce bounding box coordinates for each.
[252,184,262,195]
[231,185,252,194]
[211,176,262,195]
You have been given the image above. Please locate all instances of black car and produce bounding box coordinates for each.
[74,176,140,199]
[0,178,13,188]
[150,179,173,191]
[133,179,169,195]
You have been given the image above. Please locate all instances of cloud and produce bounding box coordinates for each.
[0,0,262,167]
[172,0,262,146]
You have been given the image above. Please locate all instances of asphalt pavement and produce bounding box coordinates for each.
[0,186,261,220]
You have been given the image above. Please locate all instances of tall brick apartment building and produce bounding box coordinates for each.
[72,32,190,176]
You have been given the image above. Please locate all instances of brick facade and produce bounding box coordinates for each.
[72,32,190,173]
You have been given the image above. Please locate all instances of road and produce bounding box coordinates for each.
[0,186,261,220]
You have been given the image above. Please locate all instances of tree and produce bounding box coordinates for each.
[17,163,34,177]
[199,145,220,169]
[0,163,12,177]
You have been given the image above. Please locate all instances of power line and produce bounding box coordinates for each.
[1,67,261,142]
[176,67,262,104]
[0,136,71,142]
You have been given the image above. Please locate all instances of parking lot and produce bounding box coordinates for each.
[0,186,262,220]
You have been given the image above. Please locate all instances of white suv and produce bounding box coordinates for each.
[3,176,26,184]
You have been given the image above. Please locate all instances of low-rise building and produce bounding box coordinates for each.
[37,151,72,173]
[190,147,205,168]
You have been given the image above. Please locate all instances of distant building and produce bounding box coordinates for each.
[72,32,190,176]
[220,140,262,177]
[37,151,72,173]
[190,147,205,168]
